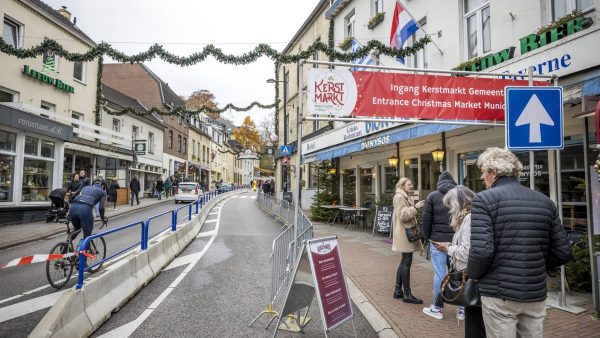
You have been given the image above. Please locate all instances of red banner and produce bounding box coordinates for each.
[351,72,548,121]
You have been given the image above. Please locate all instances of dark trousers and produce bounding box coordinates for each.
[465,306,486,338]
[69,203,94,242]
[395,252,413,291]
[131,191,139,205]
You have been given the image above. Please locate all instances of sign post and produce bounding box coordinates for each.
[273,237,356,337]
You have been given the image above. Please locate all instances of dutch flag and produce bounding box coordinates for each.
[389,1,419,64]
[351,39,375,71]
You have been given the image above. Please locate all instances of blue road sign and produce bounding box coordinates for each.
[505,86,563,150]
[279,145,292,156]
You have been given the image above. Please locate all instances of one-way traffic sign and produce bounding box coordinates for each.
[505,87,563,150]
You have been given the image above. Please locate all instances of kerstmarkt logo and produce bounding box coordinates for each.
[308,69,357,117]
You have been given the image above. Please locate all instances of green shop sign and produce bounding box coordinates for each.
[22,65,75,94]
[457,16,592,72]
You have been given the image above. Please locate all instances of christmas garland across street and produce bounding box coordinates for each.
[1,36,430,118]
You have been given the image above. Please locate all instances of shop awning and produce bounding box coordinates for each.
[307,123,467,162]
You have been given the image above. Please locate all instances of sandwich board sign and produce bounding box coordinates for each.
[273,236,356,337]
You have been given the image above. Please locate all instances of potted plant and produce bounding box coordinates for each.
[367,12,385,29]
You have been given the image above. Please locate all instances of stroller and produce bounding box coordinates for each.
[46,188,70,223]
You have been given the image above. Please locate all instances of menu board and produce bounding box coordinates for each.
[307,237,353,331]
[373,206,393,234]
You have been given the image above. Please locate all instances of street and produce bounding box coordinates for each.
[0,192,376,337]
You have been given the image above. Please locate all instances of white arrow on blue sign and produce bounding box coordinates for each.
[505,86,563,150]
[279,145,292,156]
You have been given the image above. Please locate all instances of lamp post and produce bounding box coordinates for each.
[267,76,288,194]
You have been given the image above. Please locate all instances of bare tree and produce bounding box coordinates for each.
[259,112,277,145]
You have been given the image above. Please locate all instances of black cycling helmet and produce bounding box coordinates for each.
[92,179,102,186]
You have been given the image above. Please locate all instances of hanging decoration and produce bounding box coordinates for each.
[95,56,103,125]
[0,36,430,65]
[102,101,277,118]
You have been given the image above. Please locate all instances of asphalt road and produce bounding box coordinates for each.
[0,199,182,337]
[90,192,377,337]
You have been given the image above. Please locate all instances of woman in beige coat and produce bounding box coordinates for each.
[392,177,424,304]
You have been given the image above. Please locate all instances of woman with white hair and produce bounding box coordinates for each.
[430,185,486,337]
[392,177,425,304]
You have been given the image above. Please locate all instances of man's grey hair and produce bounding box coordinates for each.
[476,147,523,177]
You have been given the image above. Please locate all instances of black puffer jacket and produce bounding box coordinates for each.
[421,172,456,242]
[467,176,572,302]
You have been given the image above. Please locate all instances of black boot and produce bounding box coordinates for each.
[402,288,423,304]
[393,284,403,299]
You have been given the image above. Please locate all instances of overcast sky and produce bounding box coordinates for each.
[43,0,322,126]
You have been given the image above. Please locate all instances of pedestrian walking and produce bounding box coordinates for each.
[129,176,141,206]
[262,180,271,196]
[164,176,172,198]
[467,147,572,338]
[269,178,275,196]
[392,177,425,304]
[155,177,164,200]
[108,179,120,209]
[428,186,486,337]
[421,172,457,318]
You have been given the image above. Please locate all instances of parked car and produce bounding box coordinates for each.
[217,182,235,193]
[174,182,202,203]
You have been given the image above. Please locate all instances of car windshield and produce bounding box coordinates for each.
[179,184,197,190]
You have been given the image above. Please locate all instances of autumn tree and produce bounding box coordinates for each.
[231,116,262,151]
[185,89,219,119]
[259,112,277,145]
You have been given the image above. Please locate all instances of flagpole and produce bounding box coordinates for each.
[398,0,444,56]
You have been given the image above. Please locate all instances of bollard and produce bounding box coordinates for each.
[171,210,177,231]
[188,204,192,221]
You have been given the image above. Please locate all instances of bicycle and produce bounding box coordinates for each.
[45,218,108,289]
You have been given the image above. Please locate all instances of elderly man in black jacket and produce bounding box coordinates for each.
[468,147,572,338]
[421,172,456,319]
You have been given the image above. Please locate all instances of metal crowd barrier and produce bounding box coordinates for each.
[76,185,248,289]
[250,192,313,327]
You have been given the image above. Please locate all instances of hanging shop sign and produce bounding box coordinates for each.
[307,68,546,121]
[22,65,75,94]
[133,141,146,155]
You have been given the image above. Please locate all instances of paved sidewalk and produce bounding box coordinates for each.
[312,221,600,338]
[0,196,175,250]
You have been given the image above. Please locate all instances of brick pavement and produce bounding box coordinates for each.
[312,221,600,338]
[0,196,174,250]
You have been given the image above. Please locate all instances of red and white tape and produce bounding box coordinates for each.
[0,251,96,269]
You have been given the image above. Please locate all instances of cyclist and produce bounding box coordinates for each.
[70,179,108,242]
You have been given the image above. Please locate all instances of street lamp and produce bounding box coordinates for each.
[387,155,399,168]
[431,148,445,162]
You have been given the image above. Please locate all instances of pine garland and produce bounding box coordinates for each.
[0,36,430,65]
[95,56,103,125]
[102,101,276,118]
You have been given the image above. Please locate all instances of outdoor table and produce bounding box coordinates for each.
[320,205,343,224]
[339,207,370,228]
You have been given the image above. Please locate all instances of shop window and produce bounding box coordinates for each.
[383,165,398,195]
[132,126,139,140]
[403,158,419,190]
[463,0,491,60]
[409,19,427,68]
[560,138,588,231]
[183,137,187,154]
[22,159,53,202]
[25,136,38,156]
[370,0,383,17]
[3,17,21,48]
[0,154,14,202]
[0,130,16,152]
[360,168,375,207]
[308,163,318,189]
[0,87,18,102]
[40,140,55,159]
[515,151,550,197]
[177,135,182,151]
[458,152,484,193]
[73,61,86,83]
[343,168,356,205]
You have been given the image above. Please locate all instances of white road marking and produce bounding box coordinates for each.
[250,196,257,199]
[0,295,22,305]
[203,219,217,223]
[0,290,66,323]
[98,198,229,338]
[196,230,217,239]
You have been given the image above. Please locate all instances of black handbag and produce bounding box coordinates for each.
[441,269,481,307]
[405,226,423,242]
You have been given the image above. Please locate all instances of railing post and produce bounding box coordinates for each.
[188,204,192,221]
[171,210,177,231]
[195,199,200,214]
[76,237,90,289]
[141,220,148,250]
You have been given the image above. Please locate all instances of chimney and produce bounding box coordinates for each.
[57,6,71,21]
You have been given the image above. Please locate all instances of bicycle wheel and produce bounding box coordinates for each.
[46,242,74,289]
[86,237,106,273]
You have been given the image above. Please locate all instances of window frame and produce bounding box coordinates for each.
[0,87,18,102]
[370,0,383,17]
[547,0,594,23]
[3,16,22,48]
[177,135,182,152]
[73,61,86,84]
[112,118,121,133]
[148,132,155,154]
[463,0,491,61]
[409,18,427,69]
[168,130,173,149]
[345,9,356,38]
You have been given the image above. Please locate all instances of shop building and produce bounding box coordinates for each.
[102,63,188,182]
[101,84,165,197]
[0,1,104,222]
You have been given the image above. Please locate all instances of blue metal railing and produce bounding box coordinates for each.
[75,186,248,289]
